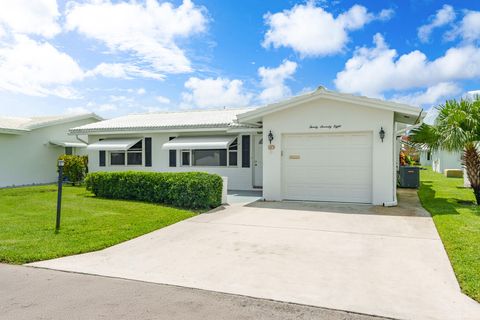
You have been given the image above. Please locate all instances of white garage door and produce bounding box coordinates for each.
[282,132,372,203]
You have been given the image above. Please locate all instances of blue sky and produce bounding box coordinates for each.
[0,0,479,118]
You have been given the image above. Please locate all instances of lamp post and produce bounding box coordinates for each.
[56,159,64,232]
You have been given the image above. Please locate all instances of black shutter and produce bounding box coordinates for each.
[169,137,176,167]
[241,135,250,168]
[99,151,106,167]
[145,137,152,167]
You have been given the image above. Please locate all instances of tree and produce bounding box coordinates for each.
[410,97,480,204]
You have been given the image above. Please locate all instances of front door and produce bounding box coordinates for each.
[253,135,263,187]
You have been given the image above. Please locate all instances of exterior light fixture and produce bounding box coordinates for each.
[379,127,386,142]
[56,159,65,232]
[268,130,274,144]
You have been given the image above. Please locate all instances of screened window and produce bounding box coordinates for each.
[228,138,238,166]
[127,140,142,165]
[110,152,126,165]
[192,149,227,166]
[181,150,190,166]
[109,140,143,166]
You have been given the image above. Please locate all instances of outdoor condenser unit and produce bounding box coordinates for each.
[398,166,420,188]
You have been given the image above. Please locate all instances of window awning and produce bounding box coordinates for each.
[50,140,87,148]
[87,138,142,151]
[162,136,237,150]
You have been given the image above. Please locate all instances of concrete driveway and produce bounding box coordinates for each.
[30,190,480,320]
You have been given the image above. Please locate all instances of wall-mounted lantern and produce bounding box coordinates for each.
[268,130,274,144]
[379,127,386,142]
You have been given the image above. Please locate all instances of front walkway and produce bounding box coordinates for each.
[29,190,480,320]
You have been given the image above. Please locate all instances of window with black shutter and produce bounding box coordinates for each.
[169,137,176,167]
[145,137,152,167]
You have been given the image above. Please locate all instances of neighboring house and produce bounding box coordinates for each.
[418,106,463,173]
[70,88,421,205]
[0,113,102,188]
[431,150,462,174]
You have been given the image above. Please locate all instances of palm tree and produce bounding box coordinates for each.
[410,96,480,204]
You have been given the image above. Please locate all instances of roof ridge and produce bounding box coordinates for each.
[127,107,255,116]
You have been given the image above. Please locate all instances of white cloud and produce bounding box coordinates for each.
[182,77,252,108]
[87,63,164,80]
[0,0,60,38]
[466,90,480,99]
[0,35,84,98]
[66,106,90,115]
[137,88,146,95]
[418,5,456,42]
[378,9,395,21]
[66,0,207,76]
[446,10,480,43]
[392,82,462,106]
[334,33,480,97]
[262,3,390,57]
[258,60,297,103]
[97,103,117,112]
[156,95,171,104]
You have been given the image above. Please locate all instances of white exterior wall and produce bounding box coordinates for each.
[419,151,433,166]
[87,132,254,190]
[432,150,462,173]
[262,99,395,205]
[0,119,96,188]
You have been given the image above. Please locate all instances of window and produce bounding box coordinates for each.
[427,151,431,161]
[192,149,227,166]
[181,150,190,166]
[110,152,126,165]
[65,147,73,155]
[228,138,238,166]
[127,140,142,165]
[110,139,143,166]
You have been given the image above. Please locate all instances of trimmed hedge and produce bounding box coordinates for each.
[85,171,223,209]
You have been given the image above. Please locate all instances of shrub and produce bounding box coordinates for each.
[58,155,88,185]
[85,171,223,209]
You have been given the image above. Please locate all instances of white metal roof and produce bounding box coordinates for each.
[70,108,256,134]
[162,136,237,150]
[0,113,102,134]
[87,138,142,151]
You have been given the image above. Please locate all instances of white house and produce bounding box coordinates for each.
[417,108,463,173]
[0,113,101,188]
[70,88,421,205]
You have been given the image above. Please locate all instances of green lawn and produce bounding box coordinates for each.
[0,184,197,264]
[418,168,480,302]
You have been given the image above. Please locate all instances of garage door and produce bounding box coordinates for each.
[282,132,372,203]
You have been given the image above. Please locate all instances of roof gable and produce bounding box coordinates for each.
[237,88,422,124]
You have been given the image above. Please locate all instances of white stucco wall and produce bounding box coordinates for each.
[87,132,255,190]
[432,150,462,173]
[0,119,97,188]
[419,150,433,166]
[262,99,395,205]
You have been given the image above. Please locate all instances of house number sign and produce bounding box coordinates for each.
[309,124,342,129]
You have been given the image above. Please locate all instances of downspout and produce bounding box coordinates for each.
[75,134,88,144]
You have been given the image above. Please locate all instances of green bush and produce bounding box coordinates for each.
[85,171,223,209]
[58,155,88,185]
